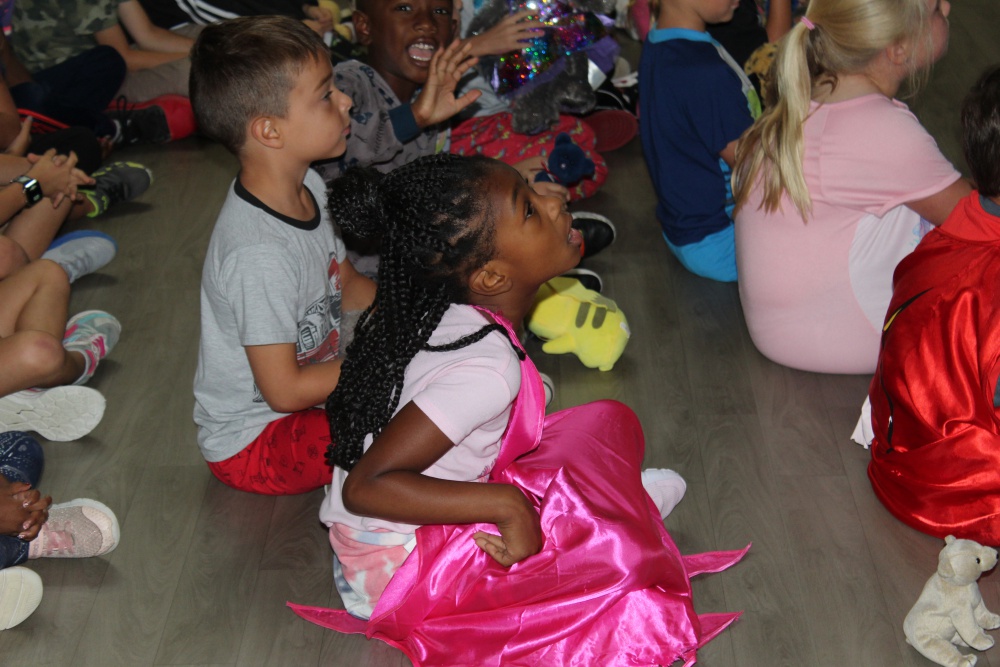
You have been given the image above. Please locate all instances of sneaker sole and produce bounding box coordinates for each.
[49,498,121,556]
[0,567,43,630]
[0,387,106,441]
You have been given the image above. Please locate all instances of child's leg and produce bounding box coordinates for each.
[207,408,334,495]
[0,432,44,568]
[0,237,26,281]
[0,260,83,394]
[2,199,74,270]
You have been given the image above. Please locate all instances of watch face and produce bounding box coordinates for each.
[15,176,42,205]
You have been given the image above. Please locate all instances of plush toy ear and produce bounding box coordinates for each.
[554,132,572,146]
[946,535,957,545]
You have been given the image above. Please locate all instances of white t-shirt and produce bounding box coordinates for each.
[319,304,522,535]
[735,94,960,374]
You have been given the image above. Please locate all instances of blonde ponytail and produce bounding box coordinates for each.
[733,0,934,221]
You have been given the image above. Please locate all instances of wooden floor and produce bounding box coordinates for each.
[4,5,999,665]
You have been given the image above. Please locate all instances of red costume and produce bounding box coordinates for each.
[868,193,1000,544]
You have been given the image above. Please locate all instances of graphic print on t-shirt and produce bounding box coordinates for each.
[297,252,343,365]
[250,253,343,403]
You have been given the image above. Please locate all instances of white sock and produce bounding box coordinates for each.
[641,468,687,519]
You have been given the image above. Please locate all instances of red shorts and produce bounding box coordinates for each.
[207,408,334,495]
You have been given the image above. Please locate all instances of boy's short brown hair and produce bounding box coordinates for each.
[962,66,1000,198]
[190,16,328,155]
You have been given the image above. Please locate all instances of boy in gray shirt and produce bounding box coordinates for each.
[190,16,375,495]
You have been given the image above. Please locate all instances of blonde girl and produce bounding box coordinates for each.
[733,0,969,374]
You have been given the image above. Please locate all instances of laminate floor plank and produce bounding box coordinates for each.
[71,464,210,667]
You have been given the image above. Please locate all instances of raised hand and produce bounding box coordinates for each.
[411,40,482,128]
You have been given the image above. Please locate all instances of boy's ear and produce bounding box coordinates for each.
[248,115,283,149]
[468,263,512,297]
[353,10,373,46]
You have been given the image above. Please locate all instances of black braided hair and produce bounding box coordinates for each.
[326,154,512,471]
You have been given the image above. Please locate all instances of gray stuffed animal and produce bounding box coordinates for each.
[468,0,616,135]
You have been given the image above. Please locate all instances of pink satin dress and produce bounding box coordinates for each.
[290,318,749,666]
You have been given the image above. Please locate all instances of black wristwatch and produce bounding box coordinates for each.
[11,175,42,207]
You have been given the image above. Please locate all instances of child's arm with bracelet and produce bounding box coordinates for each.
[410,40,482,129]
[343,401,543,567]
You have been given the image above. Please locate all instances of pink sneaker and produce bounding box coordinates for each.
[28,499,120,559]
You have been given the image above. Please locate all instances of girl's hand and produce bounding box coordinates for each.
[473,488,542,566]
[411,40,482,129]
[11,486,50,541]
[0,478,49,540]
[25,149,94,207]
[467,10,545,57]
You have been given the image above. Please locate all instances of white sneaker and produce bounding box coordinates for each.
[0,386,106,441]
[641,468,687,519]
[28,499,120,559]
[0,567,43,630]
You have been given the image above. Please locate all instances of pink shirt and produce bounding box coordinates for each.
[319,304,521,536]
[735,94,960,374]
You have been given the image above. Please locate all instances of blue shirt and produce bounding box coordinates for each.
[639,28,759,246]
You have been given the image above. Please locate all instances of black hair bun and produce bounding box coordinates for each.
[327,166,387,243]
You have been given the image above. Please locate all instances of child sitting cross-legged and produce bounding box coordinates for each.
[190,16,375,495]
[288,155,748,665]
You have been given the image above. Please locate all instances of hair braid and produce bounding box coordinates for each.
[325,155,503,470]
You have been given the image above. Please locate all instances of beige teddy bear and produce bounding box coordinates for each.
[904,535,1000,667]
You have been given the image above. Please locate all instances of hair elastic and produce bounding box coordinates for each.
[800,17,816,30]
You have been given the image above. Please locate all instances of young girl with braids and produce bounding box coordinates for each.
[733,0,969,374]
[290,154,748,666]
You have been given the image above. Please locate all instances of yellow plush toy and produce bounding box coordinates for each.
[526,276,630,371]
